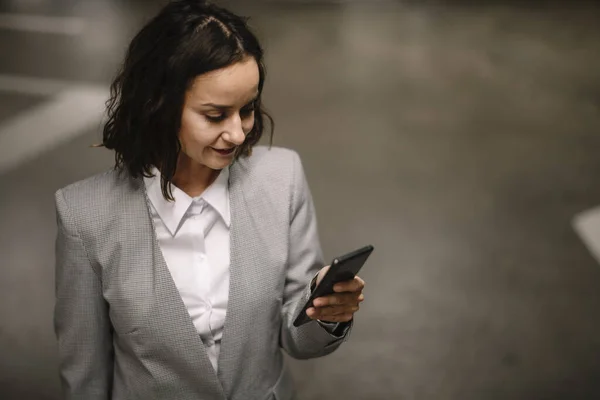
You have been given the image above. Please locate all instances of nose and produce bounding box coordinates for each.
[223,115,246,145]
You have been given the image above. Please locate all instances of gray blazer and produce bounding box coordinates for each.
[54,146,350,400]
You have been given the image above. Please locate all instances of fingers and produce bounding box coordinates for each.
[307,303,360,317]
[318,304,360,317]
[307,293,363,322]
[319,314,354,323]
[306,275,366,324]
[313,292,364,307]
[306,306,356,323]
[333,276,365,293]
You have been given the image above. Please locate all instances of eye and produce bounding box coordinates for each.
[205,114,226,123]
[240,103,256,117]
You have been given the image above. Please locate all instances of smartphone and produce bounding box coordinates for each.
[293,244,374,327]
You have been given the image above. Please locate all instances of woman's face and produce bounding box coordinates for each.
[178,56,260,172]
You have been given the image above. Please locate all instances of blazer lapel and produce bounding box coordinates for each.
[217,161,257,396]
[134,177,227,398]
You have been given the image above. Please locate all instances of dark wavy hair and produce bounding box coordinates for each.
[101,0,273,201]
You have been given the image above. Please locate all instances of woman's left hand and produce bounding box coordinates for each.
[306,265,365,323]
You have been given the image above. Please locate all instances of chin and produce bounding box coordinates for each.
[205,157,234,170]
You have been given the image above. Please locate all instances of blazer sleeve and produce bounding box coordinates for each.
[54,189,114,399]
[279,152,352,359]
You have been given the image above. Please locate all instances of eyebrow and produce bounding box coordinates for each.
[201,93,259,110]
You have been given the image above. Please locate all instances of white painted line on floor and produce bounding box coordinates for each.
[573,206,600,265]
[0,85,108,174]
[0,13,85,35]
[0,74,72,96]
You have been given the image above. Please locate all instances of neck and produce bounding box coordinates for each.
[172,157,220,198]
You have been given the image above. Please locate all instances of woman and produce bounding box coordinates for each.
[54,1,365,399]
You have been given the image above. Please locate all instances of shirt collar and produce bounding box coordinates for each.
[143,167,230,236]
[199,167,230,227]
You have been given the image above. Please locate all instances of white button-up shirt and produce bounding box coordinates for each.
[144,167,230,374]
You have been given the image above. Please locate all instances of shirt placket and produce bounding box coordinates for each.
[190,199,218,357]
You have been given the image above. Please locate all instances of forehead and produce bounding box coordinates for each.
[187,57,260,104]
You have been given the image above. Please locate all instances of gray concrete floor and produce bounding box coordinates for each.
[1,1,600,399]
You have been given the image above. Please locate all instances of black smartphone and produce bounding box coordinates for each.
[293,244,374,327]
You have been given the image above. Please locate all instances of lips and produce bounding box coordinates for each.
[211,147,236,156]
